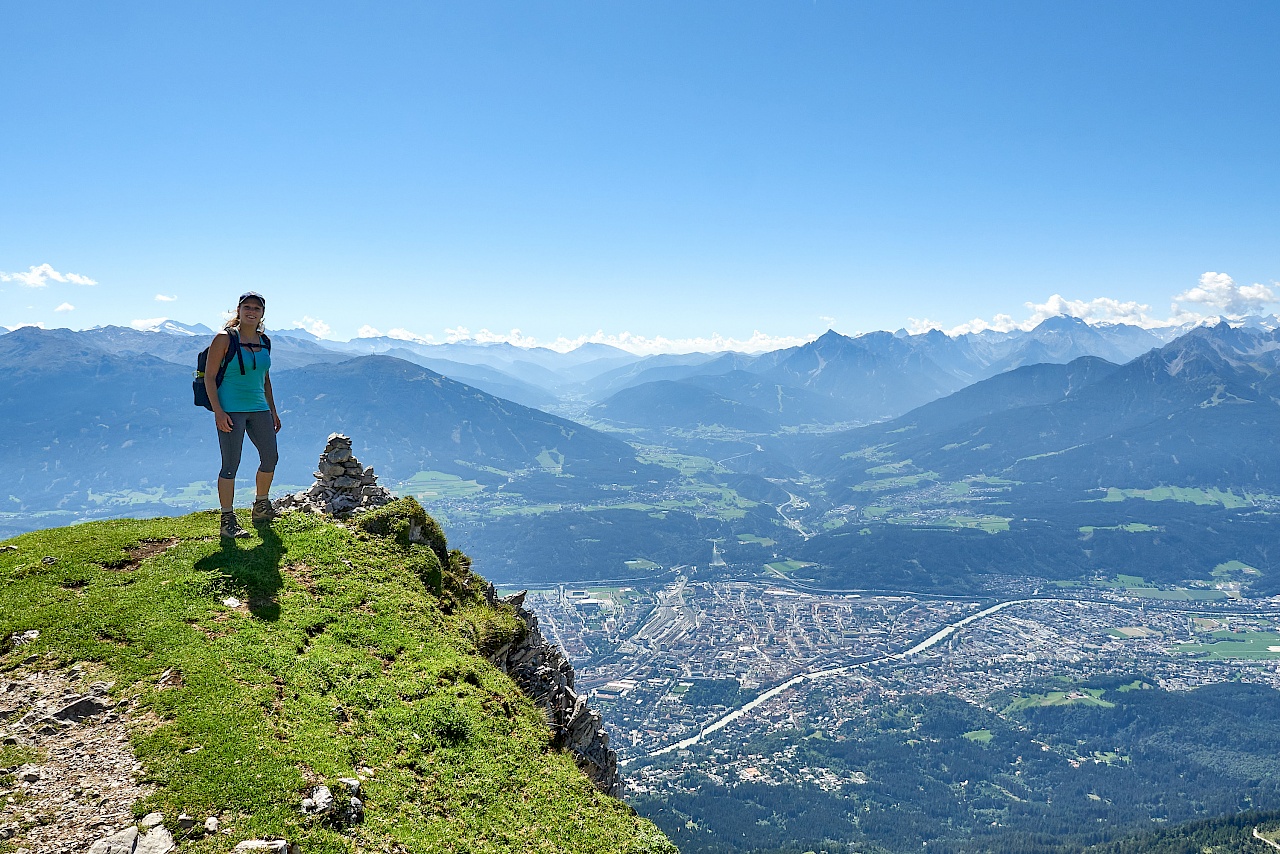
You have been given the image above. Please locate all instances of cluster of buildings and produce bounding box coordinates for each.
[524,576,1280,781]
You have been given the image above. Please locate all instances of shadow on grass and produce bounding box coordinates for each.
[194,520,285,621]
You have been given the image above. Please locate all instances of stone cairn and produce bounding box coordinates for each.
[273,434,394,517]
[485,588,622,797]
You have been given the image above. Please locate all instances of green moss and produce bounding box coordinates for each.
[354,497,449,566]
[0,509,670,854]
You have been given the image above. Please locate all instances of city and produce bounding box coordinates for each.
[518,569,1280,796]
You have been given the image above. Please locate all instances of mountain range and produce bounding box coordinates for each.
[4,315,1278,592]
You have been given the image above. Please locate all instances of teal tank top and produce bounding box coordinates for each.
[216,333,271,413]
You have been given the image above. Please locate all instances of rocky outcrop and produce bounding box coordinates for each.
[485,588,621,796]
[272,434,394,517]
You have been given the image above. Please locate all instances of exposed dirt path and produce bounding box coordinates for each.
[1,664,150,854]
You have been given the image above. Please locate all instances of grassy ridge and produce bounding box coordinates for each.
[0,505,674,853]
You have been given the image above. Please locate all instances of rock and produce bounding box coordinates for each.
[87,826,139,854]
[308,784,334,815]
[135,825,176,854]
[41,556,57,565]
[0,544,16,551]
[234,841,290,853]
[274,435,396,519]
[177,812,196,829]
[18,766,40,782]
[489,598,622,796]
[223,596,243,608]
[52,695,111,722]
[337,777,360,796]
[10,630,39,646]
[204,816,220,833]
[140,812,165,829]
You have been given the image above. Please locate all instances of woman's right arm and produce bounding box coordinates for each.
[204,333,234,433]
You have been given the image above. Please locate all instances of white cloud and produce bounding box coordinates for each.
[0,264,98,288]
[1173,271,1277,317]
[388,328,435,344]
[352,326,438,343]
[155,294,178,302]
[294,316,332,338]
[908,272,1277,337]
[3,322,47,330]
[54,303,75,312]
[1022,294,1160,327]
[908,313,1023,335]
[130,317,168,331]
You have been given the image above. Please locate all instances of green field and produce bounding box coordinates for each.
[1178,630,1280,660]
[737,534,777,547]
[1099,486,1261,508]
[635,447,728,477]
[536,448,565,474]
[1115,680,1154,693]
[1003,688,1114,713]
[942,514,1010,533]
[1212,560,1261,578]
[624,558,661,571]
[490,503,563,516]
[1079,523,1160,533]
[1121,588,1227,601]
[850,471,940,492]
[962,729,994,743]
[766,560,814,575]
[398,470,486,501]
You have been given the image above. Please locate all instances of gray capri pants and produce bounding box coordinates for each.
[218,411,279,480]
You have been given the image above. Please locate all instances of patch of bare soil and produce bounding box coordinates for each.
[97,538,182,571]
[0,664,150,853]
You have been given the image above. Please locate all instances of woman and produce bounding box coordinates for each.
[204,291,281,539]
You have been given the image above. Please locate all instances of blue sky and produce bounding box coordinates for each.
[2,1,1277,351]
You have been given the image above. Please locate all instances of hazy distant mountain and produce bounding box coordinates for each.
[332,337,642,390]
[818,323,1280,492]
[754,329,967,422]
[77,325,354,371]
[0,329,660,518]
[587,321,1166,431]
[271,327,325,343]
[592,379,781,432]
[373,348,557,409]
[272,356,657,488]
[580,352,742,399]
[119,319,215,336]
[976,315,1162,374]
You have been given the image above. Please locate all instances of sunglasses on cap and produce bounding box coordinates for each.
[238,291,266,307]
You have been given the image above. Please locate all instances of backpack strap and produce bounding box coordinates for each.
[225,328,246,376]
[261,332,271,352]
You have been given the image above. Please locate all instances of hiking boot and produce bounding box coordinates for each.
[251,498,277,523]
[220,510,251,539]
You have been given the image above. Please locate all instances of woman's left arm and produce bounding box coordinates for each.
[264,371,281,433]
